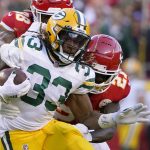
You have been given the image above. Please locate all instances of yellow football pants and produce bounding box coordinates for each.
[0,119,94,150]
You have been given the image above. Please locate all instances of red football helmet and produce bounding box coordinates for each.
[31,0,73,22]
[83,34,123,94]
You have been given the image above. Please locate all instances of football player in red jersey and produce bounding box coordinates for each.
[82,34,130,150]
[84,34,130,111]
[54,34,150,150]
[0,0,73,46]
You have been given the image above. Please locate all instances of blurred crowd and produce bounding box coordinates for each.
[1,0,150,150]
[75,0,146,63]
[0,0,30,17]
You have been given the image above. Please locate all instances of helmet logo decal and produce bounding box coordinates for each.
[52,11,66,20]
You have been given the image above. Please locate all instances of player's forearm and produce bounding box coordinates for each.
[81,111,102,130]
[0,26,15,47]
[0,28,16,69]
[0,59,7,70]
[90,127,116,143]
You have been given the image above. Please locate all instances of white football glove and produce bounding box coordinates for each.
[0,44,23,68]
[0,71,31,103]
[73,123,92,141]
[98,103,150,128]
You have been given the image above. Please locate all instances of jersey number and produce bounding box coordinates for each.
[16,12,31,24]
[21,64,72,111]
[112,72,128,89]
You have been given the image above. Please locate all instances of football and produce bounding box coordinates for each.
[0,68,27,86]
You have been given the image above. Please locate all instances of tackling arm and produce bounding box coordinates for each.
[66,94,101,129]
[66,94,150,142]
[0,25,16,70]
[0,25,15,47]
[66,94,117,142]
[89,102,120,143]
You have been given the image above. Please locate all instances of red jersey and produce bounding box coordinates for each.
[90,71,131,110]
[0,11,33,37]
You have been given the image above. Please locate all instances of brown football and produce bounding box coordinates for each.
[0,68,27,86]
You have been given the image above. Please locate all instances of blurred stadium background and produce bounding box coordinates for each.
[1,0,150,150]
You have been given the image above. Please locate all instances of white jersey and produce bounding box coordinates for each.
[0,35,95,137]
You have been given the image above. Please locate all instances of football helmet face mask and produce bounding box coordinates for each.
[31,0,73,22]
[46,8,91,65]
[83,34,123,94]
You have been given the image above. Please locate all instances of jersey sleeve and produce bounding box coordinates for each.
[0,11,33,37]
[90,71,131,110]
[0,35,29,69]
[73,65,95,94]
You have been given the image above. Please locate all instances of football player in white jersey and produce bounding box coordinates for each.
[0,8,96,150]
[0,0,74,133]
